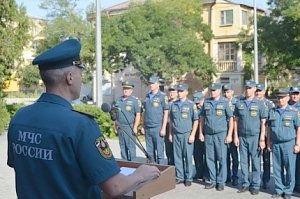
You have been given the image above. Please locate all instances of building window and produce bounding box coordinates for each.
[242,10,249,25]
[220,77,230,84]
[218,42,237,61]
[221,10,233,26]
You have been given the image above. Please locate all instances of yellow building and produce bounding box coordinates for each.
[202,0,265,94]
[3,16,45,93]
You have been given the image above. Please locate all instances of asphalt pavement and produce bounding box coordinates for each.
[1,132,299,199]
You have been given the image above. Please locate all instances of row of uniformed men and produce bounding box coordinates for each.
[114,76,300,198]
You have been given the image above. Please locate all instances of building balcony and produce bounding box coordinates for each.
[216,61,237,72]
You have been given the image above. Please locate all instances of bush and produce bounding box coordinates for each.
[6,103,26,119]
[0,100,10,134]
[73,104,116,138]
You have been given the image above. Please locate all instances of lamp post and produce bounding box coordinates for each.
[96,0,103,106]
[253,0,259,83]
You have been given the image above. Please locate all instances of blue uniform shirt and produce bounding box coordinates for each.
[234,97,267,137]
[170,99,199,133]
[116,95,141,126]
[7,93,120,199]
[268,105,300,143]
[289,101,300,111]
[261,98,275,118]
[202,97,233,135]
[143,91,169,128]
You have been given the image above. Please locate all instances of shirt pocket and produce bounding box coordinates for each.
[215,105,225,116]
[249,105,259,117]
[204,105,211,116]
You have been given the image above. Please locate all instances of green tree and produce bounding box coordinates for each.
[258,0,300,80]
[0,0,30,97]
[16,65,40,91]
[101,0,215,83]
[38,0,94,83]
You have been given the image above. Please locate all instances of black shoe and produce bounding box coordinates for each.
[271,193,282,198]
[232,178,238,186]
[237,186,249,193]
[216,185,224,191]
[205,183,216,189]
[283,194,291,199]
[226,178,231,183]
[250,189,259,195]
[176,179,184,184]
[184,181,192,187]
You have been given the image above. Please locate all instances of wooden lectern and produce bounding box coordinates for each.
[102,160,176,199]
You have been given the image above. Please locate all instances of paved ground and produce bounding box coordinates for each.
[1,132,299,199]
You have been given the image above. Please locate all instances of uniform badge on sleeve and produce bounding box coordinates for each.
[95,136,112,159]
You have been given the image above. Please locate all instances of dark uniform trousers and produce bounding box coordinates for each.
[117,125,137,161]
[194,131,209,180]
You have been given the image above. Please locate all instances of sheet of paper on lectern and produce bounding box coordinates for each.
[120,167,136,176]
[120,167,156,197]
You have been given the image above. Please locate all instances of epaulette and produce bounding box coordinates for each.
[72,109,96,119]
[289,106,298,112]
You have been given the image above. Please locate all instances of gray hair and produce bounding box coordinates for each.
[39,66,76,87]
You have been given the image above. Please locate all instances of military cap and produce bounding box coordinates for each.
[32,39,84,70]
[256,83,265,91]
[193,92,205,103]
[245,80,256,88]
[209,83,222,90]
[148,76,159,84]
[289,86,300,93]
[276,89,290,97]
[122,80,134,89]
[177,83,189,91]
[168,84,177,91]
[223,84,233,91]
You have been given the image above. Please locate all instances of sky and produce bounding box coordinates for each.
[16,0,128,18]
[16,0,268,19]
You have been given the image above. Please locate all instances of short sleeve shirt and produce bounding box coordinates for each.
[170,99,199,133]
[116,95,141,126]
[143,91,169,128]
[268,105,300,143]
[201,97,233,134]
[234,97,267,137]
[7,93,120,199]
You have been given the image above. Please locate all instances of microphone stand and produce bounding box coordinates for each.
[117,108,153,163]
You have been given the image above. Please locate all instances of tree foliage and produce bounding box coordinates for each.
[16,65,40,89]
[38,0,94,82]
[258,0,300,80]
[101,0,215,83]
[0,0,30,97]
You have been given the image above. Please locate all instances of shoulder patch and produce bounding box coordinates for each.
[72,109,95,119]
[95,136,112,159]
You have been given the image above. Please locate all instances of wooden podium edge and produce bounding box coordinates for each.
[103,160,176,199]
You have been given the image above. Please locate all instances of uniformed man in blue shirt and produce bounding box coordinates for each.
[165,84,178,165]
[223,84,239,186]
[288,86,300,194]
[200,83,233,191]
[7,39,160,199]
[255,83,275,189]
[170,83,199,187]
[267,89,300,199]
[234,80,267,195]
[142,75,169,164]
[115,81,141,161]
[192,91,209,182]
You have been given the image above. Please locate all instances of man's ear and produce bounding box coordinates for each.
[66,71,73,85]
